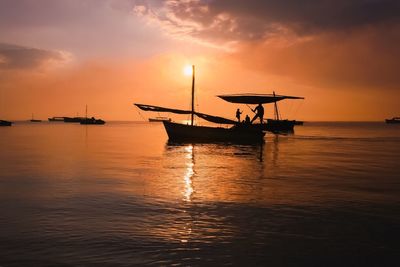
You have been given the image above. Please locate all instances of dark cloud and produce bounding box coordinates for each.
[135,0,400,44]
[0,43,66,70]
[133,0,400,91]
[233,23,400,90]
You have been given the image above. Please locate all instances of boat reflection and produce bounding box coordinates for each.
[164,141,266,204]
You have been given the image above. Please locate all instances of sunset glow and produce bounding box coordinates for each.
[0,1,399,121]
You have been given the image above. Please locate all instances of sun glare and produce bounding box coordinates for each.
[183,65,193,76]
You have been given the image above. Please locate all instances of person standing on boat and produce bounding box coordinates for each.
[251,103,264,124]
[245,115,251,125]
[236,108,242,123]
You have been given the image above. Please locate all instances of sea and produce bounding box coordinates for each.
[0,121,399,266]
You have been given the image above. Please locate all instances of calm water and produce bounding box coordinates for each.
[0,122,399,266]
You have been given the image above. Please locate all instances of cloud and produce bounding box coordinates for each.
[0,0,173,59]
[233,23,400,90]
[134,0,400,46]
[134,0,400,91]
[0,43,70,70]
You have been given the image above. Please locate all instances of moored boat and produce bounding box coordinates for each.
[79,105,105,125]
[80,117,106,125]
[29,113,42,123]
[64,117,85,123]
[0,120,12,126]
[48,117,65,122]
[386,117,400,124]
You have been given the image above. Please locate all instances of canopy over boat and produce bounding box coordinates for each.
[218,93,304,104]
[134,103,237,125]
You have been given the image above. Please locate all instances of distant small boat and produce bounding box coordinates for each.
[149,117,171,122]
[386,117,400,124]
[64,117,85,123]
[80,117,106,125]
[48,117,65,122]
[0,120,12,126]
[79,105,105,125]
[30,114,42,123]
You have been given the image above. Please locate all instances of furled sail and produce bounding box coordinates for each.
[195,113,236,125]
[218,94,304,104]
[134,104,192,114]
[134,103,236,125]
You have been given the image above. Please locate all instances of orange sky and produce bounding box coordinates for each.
[0,0,399,121]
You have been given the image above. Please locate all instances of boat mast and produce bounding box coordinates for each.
[273,91,280,120]
[190,65,195,126]
[85,105,88,119]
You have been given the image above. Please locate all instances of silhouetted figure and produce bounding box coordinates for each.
[251,103,264,124]
[236,108,242,123]
[245,115,251,125]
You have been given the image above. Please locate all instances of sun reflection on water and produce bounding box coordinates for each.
[183,145,195,202]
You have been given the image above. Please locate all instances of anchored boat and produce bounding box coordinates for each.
[48,117,65,122]
[64,117,85,123]
[386,117,400,124]
[0,120,12,126]
[80,117,106,125]
[30,113,42,123]
[79,105,105,125]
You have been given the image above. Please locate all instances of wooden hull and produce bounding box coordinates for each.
[0,120,12,126]
[163,121,265,143]
[264,119,296,133]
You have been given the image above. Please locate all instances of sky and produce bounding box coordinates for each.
[0,0,399,121]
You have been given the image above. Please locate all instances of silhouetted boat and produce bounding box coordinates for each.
[135,65,266,143]
[48,117,65,122]
[64,117,85,123]
[80,117,106,125]
[218,93,304,133]
[149,116,171,122]
[162,120,264,142]
[386,117,400,124]
[0,120,12,126]
[79,105,105,125]
[29,114,42,123]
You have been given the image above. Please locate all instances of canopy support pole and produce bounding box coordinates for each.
[273,91,280,120]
